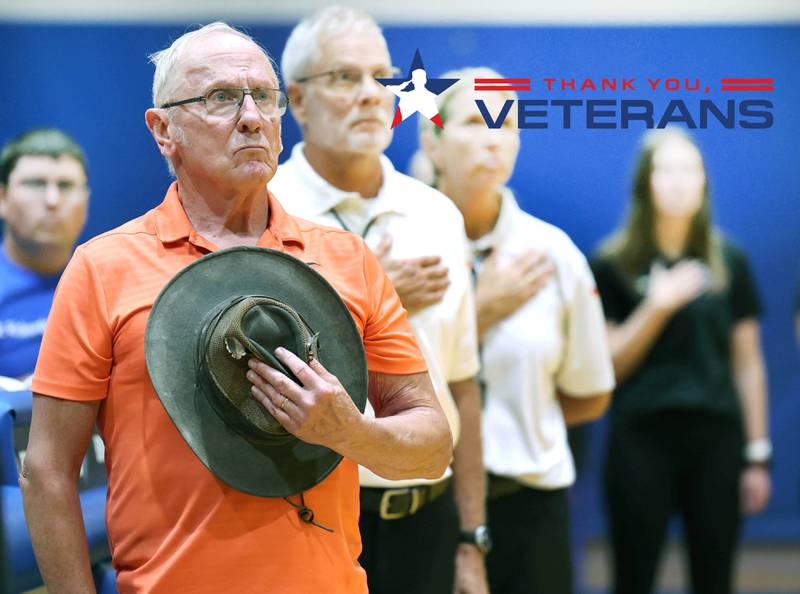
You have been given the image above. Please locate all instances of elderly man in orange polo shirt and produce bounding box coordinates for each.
[19,22,451,594]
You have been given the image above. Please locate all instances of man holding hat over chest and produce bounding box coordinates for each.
[19,22,451,594]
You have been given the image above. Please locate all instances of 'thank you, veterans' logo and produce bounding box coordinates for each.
[376,50,459,129]
[468,75,775,129]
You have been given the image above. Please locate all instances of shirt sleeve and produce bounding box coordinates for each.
[589,254,629,323]
[360,241,428,376]
[556,247,616,397]
[443,237,480,383]
[726,242,762,321]
[30,246,113,401]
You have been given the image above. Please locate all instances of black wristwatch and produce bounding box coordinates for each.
[459,525,492,554]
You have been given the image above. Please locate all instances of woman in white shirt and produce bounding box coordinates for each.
[414,68,615,594]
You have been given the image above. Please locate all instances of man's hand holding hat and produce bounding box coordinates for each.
[247,348,362,450]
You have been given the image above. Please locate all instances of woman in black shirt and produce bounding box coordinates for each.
[591,128,771,594]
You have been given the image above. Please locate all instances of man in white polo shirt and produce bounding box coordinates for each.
[270,6,487,594]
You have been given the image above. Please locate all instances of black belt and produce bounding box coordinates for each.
[361,478,451,520]
[487,474,526,500]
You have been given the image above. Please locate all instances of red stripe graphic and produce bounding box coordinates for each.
[721,86,773,91]
[721,77,773,91]
[474,78,531,83]
[474,86,531,91]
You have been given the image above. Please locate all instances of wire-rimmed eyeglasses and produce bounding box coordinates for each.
[160,87,289,118]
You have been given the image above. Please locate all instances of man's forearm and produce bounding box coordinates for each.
[450,378,490,594]
[20,471,96,593]
[340,407,453,481]
[449,378,486,530]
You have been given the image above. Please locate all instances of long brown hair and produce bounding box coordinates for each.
[600,128,726,290]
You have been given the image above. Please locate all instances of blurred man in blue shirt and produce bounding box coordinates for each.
[0,128,89,382]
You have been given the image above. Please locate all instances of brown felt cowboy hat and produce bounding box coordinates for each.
[145,247,367,497]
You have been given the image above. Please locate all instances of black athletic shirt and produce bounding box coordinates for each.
[590,238,761,422]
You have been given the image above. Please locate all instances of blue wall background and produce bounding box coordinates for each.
[1,22,798,540]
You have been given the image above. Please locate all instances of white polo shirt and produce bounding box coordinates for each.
[270,143,480,488]
[474,188,615,490]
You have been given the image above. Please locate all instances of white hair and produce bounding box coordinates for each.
[147,22,273,176]
[281,6,386,84]
[148,21,273,108]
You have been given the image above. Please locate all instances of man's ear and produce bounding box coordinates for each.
[0,185,6,220]
[145,108,177,161]
[286,83,306,127]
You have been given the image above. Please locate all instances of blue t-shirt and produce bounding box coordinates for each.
[0,246,61,378]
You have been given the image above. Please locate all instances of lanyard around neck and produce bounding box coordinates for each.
[329,207,383,239]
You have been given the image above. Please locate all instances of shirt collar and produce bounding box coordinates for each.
[286,142,406,219]
[153,182,193,243]
[153,181,305,250]
[471,186,520,253]
[266,189,305,248]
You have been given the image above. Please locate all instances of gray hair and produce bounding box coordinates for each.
[281,6,386,84]
[148,22,271,108]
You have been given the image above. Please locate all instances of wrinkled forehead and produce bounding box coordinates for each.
[173,32,277,93]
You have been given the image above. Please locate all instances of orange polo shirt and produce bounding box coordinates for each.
[31,182,427,594]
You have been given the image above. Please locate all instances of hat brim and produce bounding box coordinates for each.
[145,247,368,497]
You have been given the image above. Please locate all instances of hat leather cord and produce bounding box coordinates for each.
[283,493,333,532]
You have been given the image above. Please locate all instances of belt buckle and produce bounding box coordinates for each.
[379,487,421,520]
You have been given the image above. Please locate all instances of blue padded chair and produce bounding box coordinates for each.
[0,389,116,593]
